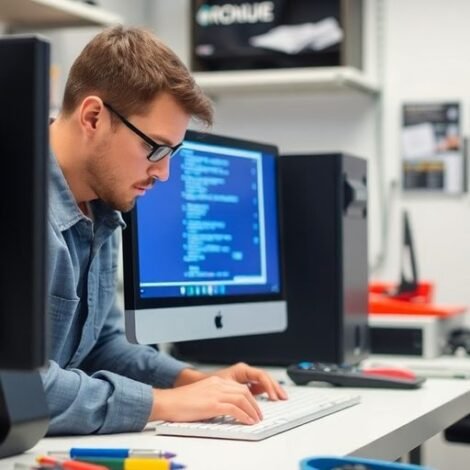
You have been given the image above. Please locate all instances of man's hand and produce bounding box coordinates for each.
[209,362,288,401]
[151,375,262,424]
[149,363,287,424]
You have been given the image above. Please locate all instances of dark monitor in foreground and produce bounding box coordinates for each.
[0,35,49,457]
[122,130,287,344]
[0,36,49,370]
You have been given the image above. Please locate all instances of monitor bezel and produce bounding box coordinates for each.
[122,129,286,311]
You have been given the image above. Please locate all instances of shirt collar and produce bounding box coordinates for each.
[48,151,125,232]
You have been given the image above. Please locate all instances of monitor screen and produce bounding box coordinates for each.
[0,36,49,370]
[122,130,287,344]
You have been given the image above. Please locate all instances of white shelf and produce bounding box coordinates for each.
[194,66,379,97]
[0,0,122,29]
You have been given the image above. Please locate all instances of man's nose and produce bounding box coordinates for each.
[148,156,170,182]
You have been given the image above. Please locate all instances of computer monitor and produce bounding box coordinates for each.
[122,130,287,344]
[397,210,418,295]
[0,35,49,457]
[384,210,419,299]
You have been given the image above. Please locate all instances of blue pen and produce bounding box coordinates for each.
[48,449,176,460]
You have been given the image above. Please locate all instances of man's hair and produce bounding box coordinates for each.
[62,25,213,126]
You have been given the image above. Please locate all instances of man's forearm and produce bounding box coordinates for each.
[42,360,152,435]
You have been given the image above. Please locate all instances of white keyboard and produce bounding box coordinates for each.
[154,386,361,441]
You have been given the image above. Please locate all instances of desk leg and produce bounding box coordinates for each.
[409,446,421,465]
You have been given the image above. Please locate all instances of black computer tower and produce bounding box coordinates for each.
[172,153,369,366]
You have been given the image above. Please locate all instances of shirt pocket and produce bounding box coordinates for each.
[47,293,80,362]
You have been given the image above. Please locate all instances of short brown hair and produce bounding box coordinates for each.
[62,25,213,126]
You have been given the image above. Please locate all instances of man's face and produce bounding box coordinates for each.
[88,92,190,212]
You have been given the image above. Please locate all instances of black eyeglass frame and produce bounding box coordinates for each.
[103,102,182,162]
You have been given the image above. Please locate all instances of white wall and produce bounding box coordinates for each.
[380,0,470,310]
[148,0,191,66]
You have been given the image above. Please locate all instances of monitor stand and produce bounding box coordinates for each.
[0,370,49,458]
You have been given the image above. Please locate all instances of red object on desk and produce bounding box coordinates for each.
[37,455,108,470]
[361,367,417,380]
[368,281,467,318]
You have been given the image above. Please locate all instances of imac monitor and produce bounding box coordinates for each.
[122,130,287,344]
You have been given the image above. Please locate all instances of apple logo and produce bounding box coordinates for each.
[214,311,223,329]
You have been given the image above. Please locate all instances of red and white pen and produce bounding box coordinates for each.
[37,456,108,470]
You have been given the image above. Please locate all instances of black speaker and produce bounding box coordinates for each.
[172,153,369,366]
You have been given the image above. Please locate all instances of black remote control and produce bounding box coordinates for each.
[287,362,426,389]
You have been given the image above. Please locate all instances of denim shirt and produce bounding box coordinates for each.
[41,152,189,435]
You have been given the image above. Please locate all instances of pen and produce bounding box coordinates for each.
[75,458,185,470]
[37,456,109,470]
[48,449,176,460]
[15,464,59,470]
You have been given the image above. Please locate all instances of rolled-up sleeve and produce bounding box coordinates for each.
[41,360,153,435]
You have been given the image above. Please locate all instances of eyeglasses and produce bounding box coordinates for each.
[103,102,182,162]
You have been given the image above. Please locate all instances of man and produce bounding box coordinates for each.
[44,25,287,435]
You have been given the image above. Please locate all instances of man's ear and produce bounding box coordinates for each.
[79,96,105,135]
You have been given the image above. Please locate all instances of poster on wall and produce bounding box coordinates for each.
[401,102,465,194]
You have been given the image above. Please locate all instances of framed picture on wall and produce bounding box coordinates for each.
[190,0,363,72]
[401,102,465,194]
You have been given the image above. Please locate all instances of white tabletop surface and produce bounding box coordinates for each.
[3,373,470,470]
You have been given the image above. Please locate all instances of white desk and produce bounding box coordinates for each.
[3,375,470,470]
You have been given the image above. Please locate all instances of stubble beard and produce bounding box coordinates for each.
[87,149,136,213]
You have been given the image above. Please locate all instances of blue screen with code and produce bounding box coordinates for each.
[135,136,281,300]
